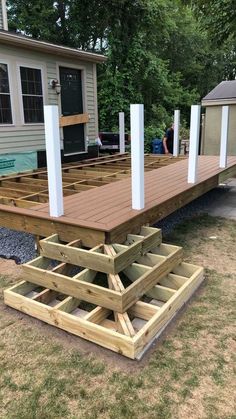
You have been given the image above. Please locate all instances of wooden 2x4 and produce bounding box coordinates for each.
[4,261,204,359]
[22,243,183,312]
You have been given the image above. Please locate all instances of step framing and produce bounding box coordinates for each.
[4,262,204,359]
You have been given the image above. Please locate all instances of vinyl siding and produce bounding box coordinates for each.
[203,105,236,156]
[0,43,99,154]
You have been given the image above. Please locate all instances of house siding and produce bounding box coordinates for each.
[202,105,236,156]
[0,43,99,154]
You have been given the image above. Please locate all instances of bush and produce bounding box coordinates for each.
[144,124,165,153]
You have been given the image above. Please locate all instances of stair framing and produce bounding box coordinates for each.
[4,226,204,359]
[4,262,204,359]
[22,227,183,313]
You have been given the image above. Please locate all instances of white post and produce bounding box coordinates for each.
[131,104,145,210]
[44,105,64,217]
[1,0,8,31]
[219,106,229,168]
[173,109,180,157]
[119,112,125,154]
[188,105,201,184]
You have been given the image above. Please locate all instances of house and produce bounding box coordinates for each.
[201,80,236,156]
[0,0,106,174]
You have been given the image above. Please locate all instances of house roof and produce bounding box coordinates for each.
[202,80,236,106]
[0,29,107,63]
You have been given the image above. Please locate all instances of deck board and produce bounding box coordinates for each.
[36,155,236,229]
[0,155,235,244]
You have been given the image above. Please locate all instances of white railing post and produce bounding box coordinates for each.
[44,105,64,217]
[188,105,201,184]
[173,109,180,157]
[131,104,145,210]
[119,112,125,154]
[219,106,229,168]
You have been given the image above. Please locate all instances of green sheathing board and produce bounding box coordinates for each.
[0,151,37,175]
[203,105,236,156]
[0,43,98,154]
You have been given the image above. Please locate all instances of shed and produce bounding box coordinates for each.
[201,80,236,156]
[0,0,106,174]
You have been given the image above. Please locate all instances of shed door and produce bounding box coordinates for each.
[59,67,85,155]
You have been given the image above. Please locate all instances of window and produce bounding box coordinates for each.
[20,66,44,123]
[0,63,12,124]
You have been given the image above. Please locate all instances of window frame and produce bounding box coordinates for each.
[17,62,46,126]
[0,60,14,126]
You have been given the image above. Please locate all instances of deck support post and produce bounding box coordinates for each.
[44,105,64,217]
[188,105,201,184]
[131,104,145,210]
[173,110,180,157]
[219,106,229,169]
[119,112,125,154]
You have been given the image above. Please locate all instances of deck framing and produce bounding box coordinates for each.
[4,262,204,359]
[0,154,235,245]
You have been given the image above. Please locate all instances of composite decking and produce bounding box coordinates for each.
[0,154,235,245]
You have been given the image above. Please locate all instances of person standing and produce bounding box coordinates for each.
[163,123,174,154]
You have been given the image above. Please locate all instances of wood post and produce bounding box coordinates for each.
[119,112,125,154]
[188,105,201,184]
[173,110,180,157]
[219,106,229,169]
[131,104,145,210]
[44,105,64,217]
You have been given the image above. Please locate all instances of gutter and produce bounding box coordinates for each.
[0,30,107,63]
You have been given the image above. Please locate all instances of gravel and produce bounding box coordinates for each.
[0,228,36,264]
[0,185,231,264]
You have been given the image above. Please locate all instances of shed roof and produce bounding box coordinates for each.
[202,80,236,106]
[0,29,106,63]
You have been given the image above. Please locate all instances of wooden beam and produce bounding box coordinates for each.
[59,113,89,127]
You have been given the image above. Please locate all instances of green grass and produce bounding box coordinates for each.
[0,215,235,418]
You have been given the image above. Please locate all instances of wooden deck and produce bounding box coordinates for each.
[0,155,236,244]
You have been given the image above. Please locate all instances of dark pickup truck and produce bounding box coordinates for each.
[99,132,130,152]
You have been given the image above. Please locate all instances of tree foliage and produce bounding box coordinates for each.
[6,0,235,132]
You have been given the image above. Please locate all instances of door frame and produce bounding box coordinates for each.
[56,61,88,155]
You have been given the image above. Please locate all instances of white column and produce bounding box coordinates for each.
[44,105,64,217]
[131,104,145,210]
[1,0,8,31]
[188,105,201,184]
[119,112,125,154]
[219,106,229,168]
[173,109,180,157]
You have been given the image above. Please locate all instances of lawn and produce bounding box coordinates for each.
[0,215,235,419]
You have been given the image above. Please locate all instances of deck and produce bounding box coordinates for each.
[0,154,236,245]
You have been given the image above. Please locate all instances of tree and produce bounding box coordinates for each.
[7,0,231,133]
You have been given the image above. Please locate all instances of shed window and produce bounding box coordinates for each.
[20,66,44,123]
[0,63,12,124]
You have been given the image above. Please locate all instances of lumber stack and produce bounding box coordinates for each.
[4,226,204,359]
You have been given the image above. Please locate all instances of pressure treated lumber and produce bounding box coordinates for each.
[59,113,90,127]
[4,261,204,359]
[23,236,183,312]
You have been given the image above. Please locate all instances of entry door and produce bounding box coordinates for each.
[59,67,85,154]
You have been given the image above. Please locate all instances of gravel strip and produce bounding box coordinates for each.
[0,229,36,264]
[0,185,232,264]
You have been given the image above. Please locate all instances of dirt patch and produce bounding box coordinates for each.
[0,258,22,280]
[167,216,236,274]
